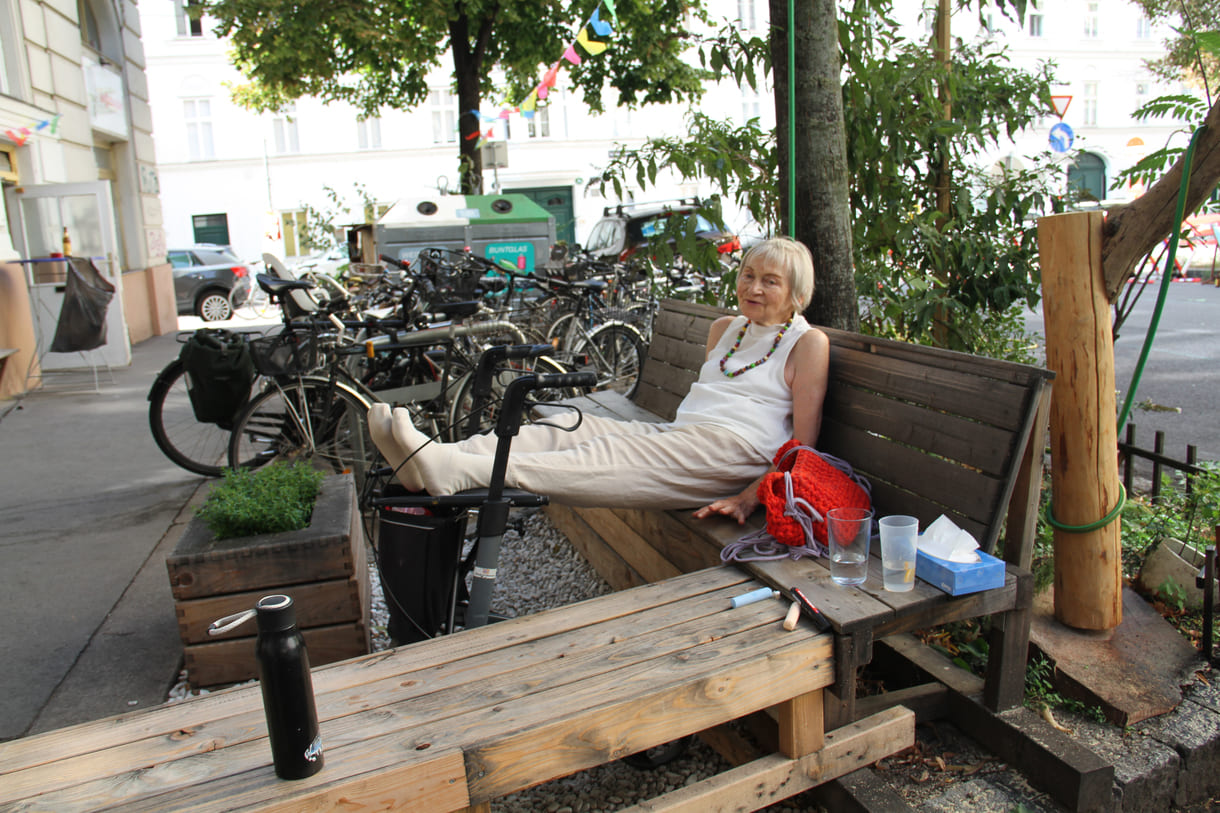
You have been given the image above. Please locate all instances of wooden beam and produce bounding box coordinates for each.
[618,707,914,813]
[1039,211,1123,630]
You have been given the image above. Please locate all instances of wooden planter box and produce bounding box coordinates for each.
[166,474,370,687]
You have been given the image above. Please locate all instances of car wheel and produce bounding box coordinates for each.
[197,289,233,322]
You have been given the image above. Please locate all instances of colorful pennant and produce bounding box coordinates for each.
[465,3,619,139]
[5,114,61,147]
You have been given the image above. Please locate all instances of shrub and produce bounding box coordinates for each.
[197,462,326,540]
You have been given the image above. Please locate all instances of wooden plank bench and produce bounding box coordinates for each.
[546,298,1055,729]
[0,566,914,812]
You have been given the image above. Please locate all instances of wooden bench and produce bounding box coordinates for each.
[547,298,1055,729]
[0,567,914,811]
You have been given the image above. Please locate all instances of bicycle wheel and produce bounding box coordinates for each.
[148,359,234,477]
[578,322,646,398]
[228,379,377,489]
[446,355,575,440]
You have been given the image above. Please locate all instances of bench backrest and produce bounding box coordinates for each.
[635,299,1054,557]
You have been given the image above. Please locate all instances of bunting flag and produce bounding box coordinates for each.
[577,28,608,55]
[6,114,61,147]
[465,3,620,141]
[590,7,613,36]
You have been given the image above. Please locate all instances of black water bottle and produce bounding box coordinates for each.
[254,594,324,779]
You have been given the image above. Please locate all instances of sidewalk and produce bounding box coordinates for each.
[0,325,224,741]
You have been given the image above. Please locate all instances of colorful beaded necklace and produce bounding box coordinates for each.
[719,315,794,378]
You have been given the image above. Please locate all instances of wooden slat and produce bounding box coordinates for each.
[618,707,915,813]
[820,416,1006,526]
[183,622,369,687]
[546,503,646,590]
[828,343,1034,431]
[175,578,363,643]
[611,507,726,574]
[823,383,1018,474]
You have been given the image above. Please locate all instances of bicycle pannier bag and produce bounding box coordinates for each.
[179,329,257,429]
[375,494,467,644]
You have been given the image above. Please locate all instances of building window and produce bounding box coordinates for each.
[741,87,761,125]
[357,116,381,150]
[192,213,230,245]
[431,89,457,144]
[273,104,300,154]
[184,98,214,161]
[0,145,18,183]
[174,0,204,37]
[1136,15,1152,39]
[528,106,550,139]
[1028,13,1043,37]
[737,0,757,31]
[0,23,11,97]
[1084,2,1099,38]
[1135,81,1151,112]
[1082,81,1099,126]
[280,210,308,257]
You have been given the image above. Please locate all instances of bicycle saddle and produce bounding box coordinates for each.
[256,273,315,294]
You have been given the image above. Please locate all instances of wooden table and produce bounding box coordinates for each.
[0,566,913,812]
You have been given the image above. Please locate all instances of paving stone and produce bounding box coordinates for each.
[1141,692,1220,806]
[1070,716,1180,812]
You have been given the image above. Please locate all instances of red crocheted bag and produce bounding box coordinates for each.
[757,439,872,549]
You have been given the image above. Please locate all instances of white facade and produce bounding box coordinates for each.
[140,0,1192,265]
[1,0,174,395]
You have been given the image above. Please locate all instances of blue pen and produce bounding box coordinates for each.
[730,587,779,608]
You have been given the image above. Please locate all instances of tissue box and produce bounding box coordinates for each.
[916,549,1006,596]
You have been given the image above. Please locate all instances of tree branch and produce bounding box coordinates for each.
[1101,96,1220,299]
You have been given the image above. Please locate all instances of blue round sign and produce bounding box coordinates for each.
[1049,122,1075,153]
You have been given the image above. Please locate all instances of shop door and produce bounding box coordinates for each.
[4,182,129,370]
[508,186,575,245]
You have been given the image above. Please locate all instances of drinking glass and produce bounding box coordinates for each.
[827,507,873,586]
[879,515,919,592]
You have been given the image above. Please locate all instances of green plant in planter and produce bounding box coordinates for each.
[197,462,326,540]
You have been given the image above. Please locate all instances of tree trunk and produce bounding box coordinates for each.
[770,0,857,331]
[450,16,485,195]
[1102,95,1220,298]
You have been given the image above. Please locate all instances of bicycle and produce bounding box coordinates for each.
[537,274,648,398]
[227,270,276,320]
[226,275,571,486]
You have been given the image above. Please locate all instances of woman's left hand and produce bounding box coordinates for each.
[693,490,759,524]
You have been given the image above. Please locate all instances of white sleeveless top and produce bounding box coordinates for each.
[670,314,811,458]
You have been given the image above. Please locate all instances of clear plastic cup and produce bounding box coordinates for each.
[828,507,873,586]
[879,515,919,592]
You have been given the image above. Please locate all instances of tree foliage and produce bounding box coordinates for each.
[1131,0,1220,91]
[600,0,1059,354]
[205,0,711,192]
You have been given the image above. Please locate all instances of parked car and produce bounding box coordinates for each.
[168,245,251,321]
[583,198,741,266]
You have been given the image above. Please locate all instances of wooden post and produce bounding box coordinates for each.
[1039,211,1123,630]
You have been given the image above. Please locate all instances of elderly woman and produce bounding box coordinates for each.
[368,236,829,524]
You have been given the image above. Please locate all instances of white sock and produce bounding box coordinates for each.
[390,407,492,494]
[368,403,423,491]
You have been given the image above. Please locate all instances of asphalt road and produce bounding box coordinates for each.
[1029,279,1220,467]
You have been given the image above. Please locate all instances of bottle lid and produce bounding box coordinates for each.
[255,594,298,633]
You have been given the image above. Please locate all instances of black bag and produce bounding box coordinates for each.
[179,329,256,428]
[375,500,467,644]
[49,257,115,353]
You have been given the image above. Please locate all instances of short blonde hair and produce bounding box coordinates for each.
[739,237,815,312]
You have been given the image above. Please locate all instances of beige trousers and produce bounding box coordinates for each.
[453,414,768,509]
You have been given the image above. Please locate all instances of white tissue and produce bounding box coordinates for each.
[918,515,981,563]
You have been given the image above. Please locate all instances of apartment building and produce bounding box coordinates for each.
[1,0,173,398]
[142,0,1189,265]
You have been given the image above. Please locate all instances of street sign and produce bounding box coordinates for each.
[1050,122,1075,153]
